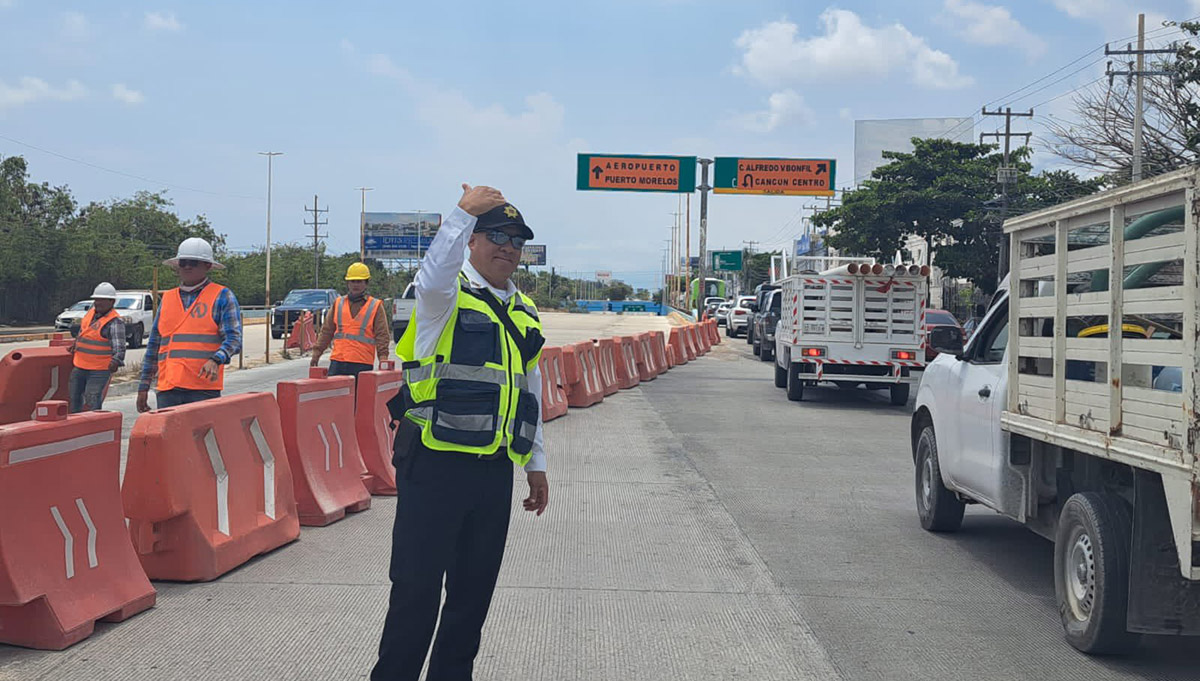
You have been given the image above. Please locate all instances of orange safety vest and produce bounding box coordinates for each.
[73,308,119,370]
[330,295,381,365]
[156,283,226,391]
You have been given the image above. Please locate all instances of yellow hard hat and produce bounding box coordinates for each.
[345,262,371,281]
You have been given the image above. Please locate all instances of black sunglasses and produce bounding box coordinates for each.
[178,259,205,268]
[483,230,527,250]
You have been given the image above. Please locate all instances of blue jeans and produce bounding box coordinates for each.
[155,388,221,409]
[69,368,112,413]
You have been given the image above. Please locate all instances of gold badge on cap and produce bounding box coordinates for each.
[504,205,519,219]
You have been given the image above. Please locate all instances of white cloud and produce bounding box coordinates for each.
[60,11,89,41]
[144,11,183,32]
[733,11,972,90]
[734,89,815,132]
[1050,1,1168,38]
[111,83,144,105]
[839,107,853,121]
[0,77,87,111]
[941,0,1046,59]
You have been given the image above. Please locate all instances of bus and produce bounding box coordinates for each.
[689,278,726,310]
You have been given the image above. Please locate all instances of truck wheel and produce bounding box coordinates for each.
[914,424,964,532]
[890,383,911,406]
[774,361,787,388]
[760,343,773,362]
[786,363,805,402]
[129,323,144,349]
[1054,492,1139,655]
[752,338,761,356]
[272,329,282,340]
[725,325,733,337]
[746,327,754,345]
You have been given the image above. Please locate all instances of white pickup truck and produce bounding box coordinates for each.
[391,282,416,342]
[55,289,156,348]
[913,167,1200,653]
[773,256,929,406]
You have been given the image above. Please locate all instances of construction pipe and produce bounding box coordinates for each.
[1090,205,1185,292]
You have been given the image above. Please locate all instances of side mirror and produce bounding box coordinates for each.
[929,326,965,359]
[749,303,760,312]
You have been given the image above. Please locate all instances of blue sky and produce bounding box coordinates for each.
[2,0,1198,289]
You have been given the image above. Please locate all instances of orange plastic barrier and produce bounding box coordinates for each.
[563,342,603,408]
[667,327,689,365]
[538,346,569,421]
[355,361,402,496]
[593,338,620,396]
[695,323,711,354]
[124,392,300,582]
[632,332,658,382]
[613,336,640,389]
[685,325,701,358]
[666,345,678,367]
[708,319,721,345]
[285,311,317,353]
[0,403,155,649]
[277,368,372,526]
[0,346,73,425]
[649,330,670,370]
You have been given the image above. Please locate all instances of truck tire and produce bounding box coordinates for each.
[760,342,773,362]
[746,327,754,345]
[129,323,144,349]
[725,325,732,337]
[786,363,805,402]
[272,329,283,340]
[752,338,761,356]
[914,424,964,532]
[774,361,787,388]
[1054,492,1139,655]
[890,383,911,406]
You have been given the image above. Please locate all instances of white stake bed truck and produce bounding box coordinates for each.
[913,167,1200,653]
[773,257,929,406]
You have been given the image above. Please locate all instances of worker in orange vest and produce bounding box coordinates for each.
[67,282,126,412]
[136,237,243,412]
[310,262,390,378]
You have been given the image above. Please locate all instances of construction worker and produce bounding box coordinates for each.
[371,184,549,681]
[136,237,243,412]
[310,262,390,378]
[67,282,126,413]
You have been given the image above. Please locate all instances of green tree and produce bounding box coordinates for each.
[813,138,1104,293]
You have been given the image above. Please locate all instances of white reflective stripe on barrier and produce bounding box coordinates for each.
[30,365,61,420]
[203,429,230,536]
[331,422,344,469]
[378,381,402,393]
[9,430,115,464]
[299,387,353,403]
[50,505,75,579]
[317,424,331,471]
[248,417,277,520]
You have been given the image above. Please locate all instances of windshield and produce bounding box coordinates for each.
[927,311,958,326]
[283,291,330,306]
[738,298,753,308]
[67,300,93,312]
[114,297,139,310]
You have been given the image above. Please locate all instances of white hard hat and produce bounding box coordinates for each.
[164,237,224,270]
[90,282,118,299]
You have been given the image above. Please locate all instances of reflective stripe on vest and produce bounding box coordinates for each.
[401,277,542,465]
[73,308,118,370]
[331,296,380,365]
[155,283,226,391]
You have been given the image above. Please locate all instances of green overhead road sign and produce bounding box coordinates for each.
[711,250,743,271]
[713,157,836,196]
[577,153,697,193]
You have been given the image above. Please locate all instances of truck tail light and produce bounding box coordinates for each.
[892,349,916,361]
[847,263,860,274]
[801,347,825,358]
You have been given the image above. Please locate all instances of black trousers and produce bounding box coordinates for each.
[371,435,514,681]
[329,359,374,379]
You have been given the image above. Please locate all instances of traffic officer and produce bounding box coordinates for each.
[310,262,390,378]
[67,282,126,412]
[136,237,243,412]
[371,184,550,681]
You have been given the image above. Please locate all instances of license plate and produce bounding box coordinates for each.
[803,323,824,334]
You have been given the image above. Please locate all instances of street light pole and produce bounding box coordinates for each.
[259,151,283,364]
[356,187,374,261]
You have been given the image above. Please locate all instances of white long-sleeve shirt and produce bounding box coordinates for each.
[412,206,546,473]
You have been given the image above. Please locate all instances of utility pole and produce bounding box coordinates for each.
[980,107,1033,281]
[258,151,283,364]
[1106,13,1177,182]
[304,194,329,287]
[697,158,712,317]
[685,194,691,298]
[356,187,373,260]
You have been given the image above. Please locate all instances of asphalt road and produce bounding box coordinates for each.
[643,336,1200,680]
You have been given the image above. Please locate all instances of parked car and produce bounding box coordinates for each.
[715,301,732,326]
[746,282,780,346]
[703,299,722,320]
[725,295,754,337]
[752,289,782,362]
[391,282,417,341]
[56,290,156,348]
[272,288,338,339]
[922,308,965,361]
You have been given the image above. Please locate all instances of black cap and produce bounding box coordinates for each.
[474,203,533,240]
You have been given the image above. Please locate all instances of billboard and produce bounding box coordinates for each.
[362,212,442,259]
[854,118,974,184]
[520,244,547,266]
[711,250,742,271]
